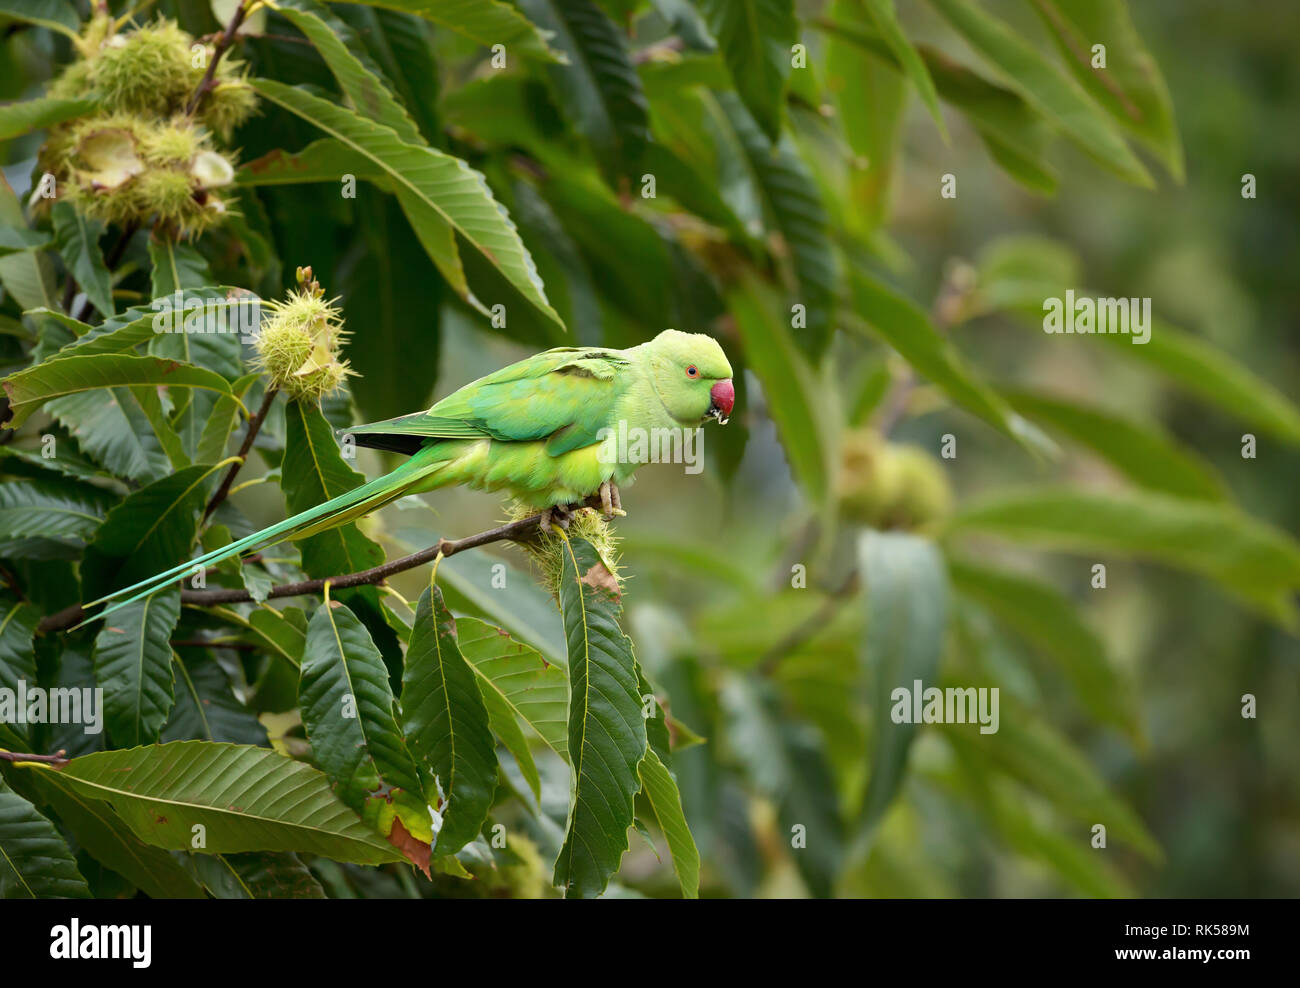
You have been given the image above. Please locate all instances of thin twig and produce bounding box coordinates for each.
[36,494,607,633]
[203,385,278,521]
[0,750,68,766]
[184,0,249,116]
[757,572,860,675]
[872,261,974,437]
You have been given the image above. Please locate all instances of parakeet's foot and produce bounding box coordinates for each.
[599,480,627,520]
[540,504,572,534]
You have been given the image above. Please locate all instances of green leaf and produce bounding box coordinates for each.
[821,3,910,226]
[859,0,946,138]
[0,777,90,899]
[973,250,1300,447]
[942,696,1160,860]
[2,353,234,431]
[300,600,431,848]
[0,595,39,745]
[20,771,205,898]
[164,652,271,746]
[638,142,752,243]
[334,5,442,145]
[1002,389,1228,501]
[206,604,308,670]
[45,388,173,484]
[0,95,98,142]
[947,761,1136,897]
[971,233,1081,311]
[858,531,949,834]
[92,588,180,747]
[948,557,1136,734]
[410,535,565,665]
[0,227,52,255]
[191,851,326,898]
[146,239,213,299]
[0,436,117,489]
[277,0,425,146]
[23,307,88,349]
[0,0,80,39]
[847,269,1053,454]
[927,0,1151,186]
[727,275,833,507]
[80,463,221,601]
[402,585,499,855]
[946,488,1300,626]
[712,91,837,356]
[540,171,675,333]
[0,174,55,311]
[337,195,445,420]
[509,178,604,344]
[281,399,387,601]
[820,16,1057,194]
[23,742,405,864]
[41,287,250,361]
[249,78,563,331]
[238,140,382,187]
[1114,320,1300,448]
[456,615,569,800]
[698,0,797,143]
[0,477,114,561]
[649,0,715,50]
[51,202,114,319]
[143,272,242,461]
[552,536,647,898]
[517,0,649,180]
[637,747,700,898]
[720,678,845,896]
[1029,0,1183,181]
[335,0,565,62]
[197,372,259,465]
[123,393,186,470]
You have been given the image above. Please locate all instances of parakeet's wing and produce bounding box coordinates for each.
[347,347,632,455]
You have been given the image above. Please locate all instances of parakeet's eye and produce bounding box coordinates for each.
[686,365,699,378]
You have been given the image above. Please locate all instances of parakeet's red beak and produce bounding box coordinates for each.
[709,379,735,423]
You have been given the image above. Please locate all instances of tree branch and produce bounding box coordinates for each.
[36,495,606,633]
[184,0,249,116]
[203,385,277,521]
[873,260,974,437]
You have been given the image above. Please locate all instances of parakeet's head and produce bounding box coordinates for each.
[644,329,735,426]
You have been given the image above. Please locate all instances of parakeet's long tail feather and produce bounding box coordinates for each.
[76,447,448,628]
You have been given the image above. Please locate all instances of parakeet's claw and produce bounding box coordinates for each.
[540,505,572,534]
[598,480,627,520]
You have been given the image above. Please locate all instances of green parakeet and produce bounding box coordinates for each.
[82,329,734,621]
